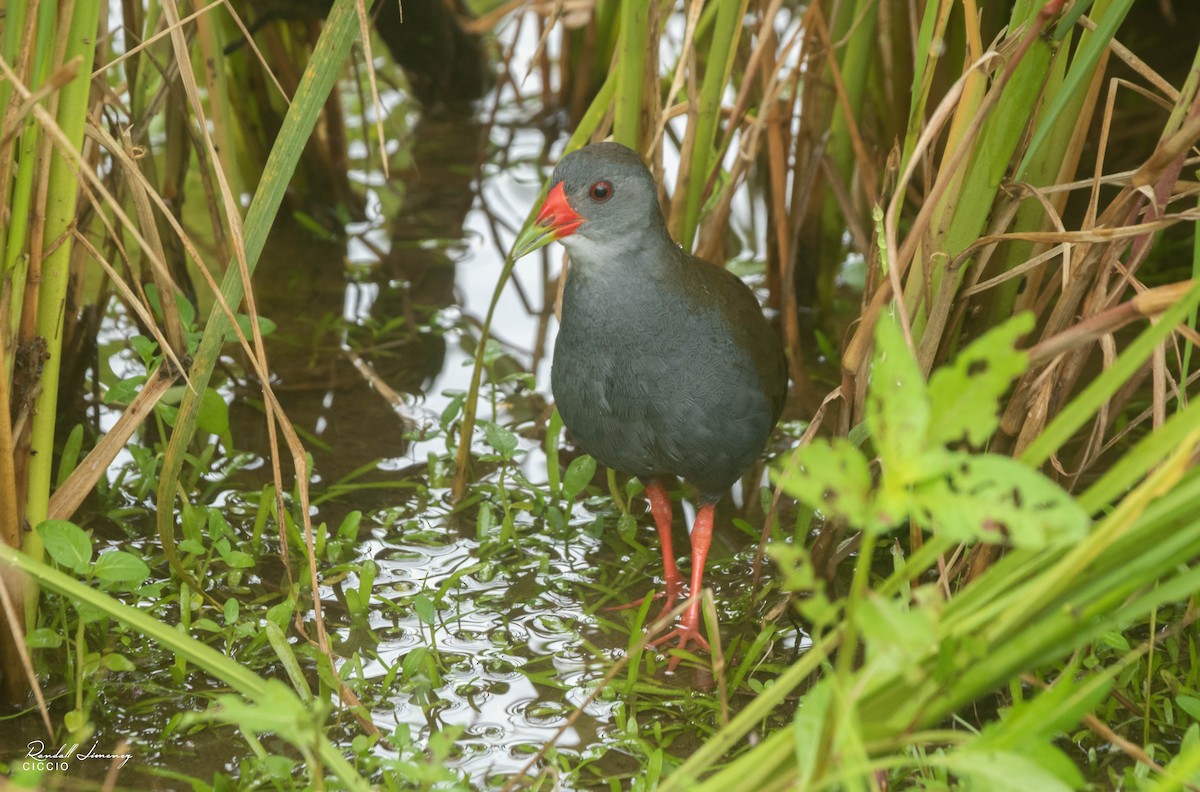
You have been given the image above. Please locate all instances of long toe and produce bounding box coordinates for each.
[605,589,666,612]
[649,619,710,673]
[606,578,682,616]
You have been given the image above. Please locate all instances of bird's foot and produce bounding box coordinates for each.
[649,619,710,673]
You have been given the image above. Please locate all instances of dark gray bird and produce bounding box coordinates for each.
[513,142,787,667]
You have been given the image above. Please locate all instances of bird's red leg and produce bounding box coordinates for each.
[606,480,684,613]
[651,503,714,670]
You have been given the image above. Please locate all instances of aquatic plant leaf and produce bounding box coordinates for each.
[413,594,436,626]
[37,520,92,573]
[1178,696,1200,723]
[913,453,1088,548]
[484,421,519,458]
[776,439,878,530]
[105,376,146,406]
[197,388,230,441]
[866,313,930,485]
[92,551,150,584]
[927,312,1033,448]
[562,454,597,502]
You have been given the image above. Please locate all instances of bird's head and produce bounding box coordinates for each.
[512,142,664,260]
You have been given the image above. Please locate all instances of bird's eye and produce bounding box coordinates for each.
[589,180,613,202]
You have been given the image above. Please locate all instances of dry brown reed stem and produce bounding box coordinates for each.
[0,61,80,150]
[0,563,48,730]
[808,3,877,210]
[695,15,805,264]
[1005,83,1200,453]
[121,129,188,356]
[649,0,703,157]
[525,0,566,84]
[351,0,388,178]
[1078,15,1178,103]
[0,299,31,707]
[465,0,529,34]
[700,0,787,202]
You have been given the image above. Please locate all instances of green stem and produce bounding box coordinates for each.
[23,3,102,624]
[678,0,748,250]
[614,0,649,150]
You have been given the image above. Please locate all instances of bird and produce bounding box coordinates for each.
[512,142,788,669]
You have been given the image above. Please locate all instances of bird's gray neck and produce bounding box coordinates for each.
[559,223,677,284]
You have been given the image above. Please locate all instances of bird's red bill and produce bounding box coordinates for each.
[512,182,583,260]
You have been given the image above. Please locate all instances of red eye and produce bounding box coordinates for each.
[589,180,613,201]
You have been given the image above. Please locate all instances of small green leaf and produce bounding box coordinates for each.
[266,597,295,629]
[222,550,255,569]
[927,312,1033,448]
[484,422,519,458]
[178,539,206,555]
[476,502,494,539]
[130,335,158,367]
[105,376,146,406]
[64,709,87,733]
[413,594,436,626]
[402,646,430,680]
[439,391,466,431]
[617,512,638,541]
[337,511,362,540]
[481,338,504,366]
[866,312,930,482]
[101,653,136,672]
[197,387,230,440]
[1178,695,1200,723]
[57,424,85,488]
[93,551,150,583]
[232,313,277,341]
[562,455,597,502]
[25,628,64,648]
[38,520,93,573]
